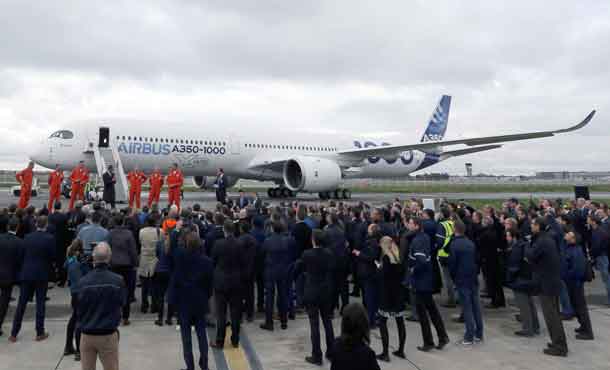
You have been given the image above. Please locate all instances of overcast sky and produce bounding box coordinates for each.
[1,1,608,174]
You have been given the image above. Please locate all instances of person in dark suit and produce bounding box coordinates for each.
[353,224,382,328]
[9,216,56,342]
[260,221,292,331]
[48,201,70,286]
[292,206,312,308]
[214,168,227,204]
[0,216,24,337]
[330,302,380,370]
[102,165,117,209]
[346,208,367,297]
[237,189,250,209]
[211,221,246,348]
[170,220,214,370]
[526,217,568,357]
[325,212,350,313]
[295,229,335,366]
[238,222,258,322]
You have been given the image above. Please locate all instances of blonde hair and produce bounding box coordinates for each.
[380,236,400,265]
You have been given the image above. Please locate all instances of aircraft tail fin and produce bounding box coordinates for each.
[420,95,451,143]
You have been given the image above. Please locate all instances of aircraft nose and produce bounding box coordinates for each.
[28,139,48,165]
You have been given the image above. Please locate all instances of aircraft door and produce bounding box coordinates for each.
[99,127,110,148]
[229,134,241,155]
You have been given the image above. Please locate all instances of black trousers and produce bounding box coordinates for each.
[243,279,255,319]
[539,295,568,353]
[153,272,174,322]
[566,282,593,337]
[256,272,265,311]
[0,284,13,329]
[178,310,208,370]
[111,267,132,320]
[415,292,448,346]
[140,276,153,310]
[215,290,242,346]
[11,281,48,337]
[306,303,335,360]
[379,315,406,355]
[333,270,349,312]
[65,293,81,351]
[484,262,506,307]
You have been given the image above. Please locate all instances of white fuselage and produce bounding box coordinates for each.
[29,120,437,183]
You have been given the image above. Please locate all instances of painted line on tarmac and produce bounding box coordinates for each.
[240,327,264,370]
[224,328,250,370]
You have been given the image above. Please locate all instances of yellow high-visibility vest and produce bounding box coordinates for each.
[437,220,454,258]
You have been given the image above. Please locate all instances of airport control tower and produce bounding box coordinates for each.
[465,163,473,177]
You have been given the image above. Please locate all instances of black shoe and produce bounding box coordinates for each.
[575,333,594,340]
[154,320,163,327]
[417,345,434,352]
[543,347,567,357]
[260,323,274,331]
[514,330,534,337]
[74,352,81,361]
[281,323,288,330]
[231,341,239,348]
[392,350,406,359]
[305,356,322,366]
[0,330,3,337]
[210,342,224,350]
[288,313,296,320]
[64,347,76,356]
[206,321,216,328]
[515,314,522,322]
[140,306,149,314]
[376,353,390,362]
[436,337,450,350]
[165,319,173,326]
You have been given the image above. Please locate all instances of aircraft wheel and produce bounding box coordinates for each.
[267,188,274,198]
[281,188,290,198]
[333,189,341,199]
[287,190,295,198]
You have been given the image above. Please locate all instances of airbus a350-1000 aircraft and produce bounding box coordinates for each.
[29,95,596,200]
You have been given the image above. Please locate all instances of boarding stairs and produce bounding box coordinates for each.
[90,142,129,203]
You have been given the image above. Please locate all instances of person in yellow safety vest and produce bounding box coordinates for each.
[436,207,457,308]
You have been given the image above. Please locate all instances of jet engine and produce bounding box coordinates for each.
[283,156,342,192]
[193,175,239,189]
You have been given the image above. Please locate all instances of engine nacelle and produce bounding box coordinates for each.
[193,175,239,189]
[283,156,342,192]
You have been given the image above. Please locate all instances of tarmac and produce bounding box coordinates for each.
[2,190,610,370]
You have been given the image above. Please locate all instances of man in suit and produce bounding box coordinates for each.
[214,168,227,204]
[527,217,568,357]
[292,205,312,307]
[297,229,335,366]
[9,216,56,342]
[170,219,214,370]
[211,221,246,348]
[260,222,292,331]
[237,189,250,209]
[238,222,259,322]
[102,165,117,209]
[0,216,24,337]
[48,201,70,286]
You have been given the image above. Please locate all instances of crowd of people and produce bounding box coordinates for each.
[1,186,610,369]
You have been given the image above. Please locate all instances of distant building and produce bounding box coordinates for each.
[535,171,610,180]
[465,163,473,177]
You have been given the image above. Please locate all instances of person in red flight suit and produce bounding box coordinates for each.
[166,163,184,210]
[47,164,64,211]
[16,161,35,209]
[127,166,148,210]
[148,165,164,208]
[69,161,89,210]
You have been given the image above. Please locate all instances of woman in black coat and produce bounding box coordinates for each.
[331,302,380,370]
[376,236,406,362]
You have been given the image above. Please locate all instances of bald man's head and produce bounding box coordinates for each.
[92,242,112,265]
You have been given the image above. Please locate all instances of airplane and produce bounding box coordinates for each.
[29,95,596,200]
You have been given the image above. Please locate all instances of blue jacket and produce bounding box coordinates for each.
[447,235,479,288]
[171,245,214,315]
[561,244,586,286]
[325,224,349,272]
[77,264,126,335]
[422,219,438,250]
[64,257,85,294]
[155,238,172,274]
[19,230,56,282]
[408,232,434,293]
[263,233,292,281]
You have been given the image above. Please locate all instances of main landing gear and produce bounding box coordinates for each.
[318,189,352,200]
[267,187,296,198]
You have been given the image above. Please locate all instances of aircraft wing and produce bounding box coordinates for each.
[337,110,595,160]
[438,144,502,160]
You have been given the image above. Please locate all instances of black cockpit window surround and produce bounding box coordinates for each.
[49,130,74,139]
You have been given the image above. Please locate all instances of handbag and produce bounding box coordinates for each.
[584,259,595,282]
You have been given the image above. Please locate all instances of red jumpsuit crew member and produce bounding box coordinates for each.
[148,166,164,208]
[166,163,184,210]
[69,161,89,210]
[16,161,35,209]
[127,167,147,209]
[48,164,63,211]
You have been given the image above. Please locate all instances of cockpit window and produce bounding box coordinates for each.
[49,130,74,139]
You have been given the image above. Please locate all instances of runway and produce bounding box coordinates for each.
[3,188,610,210]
